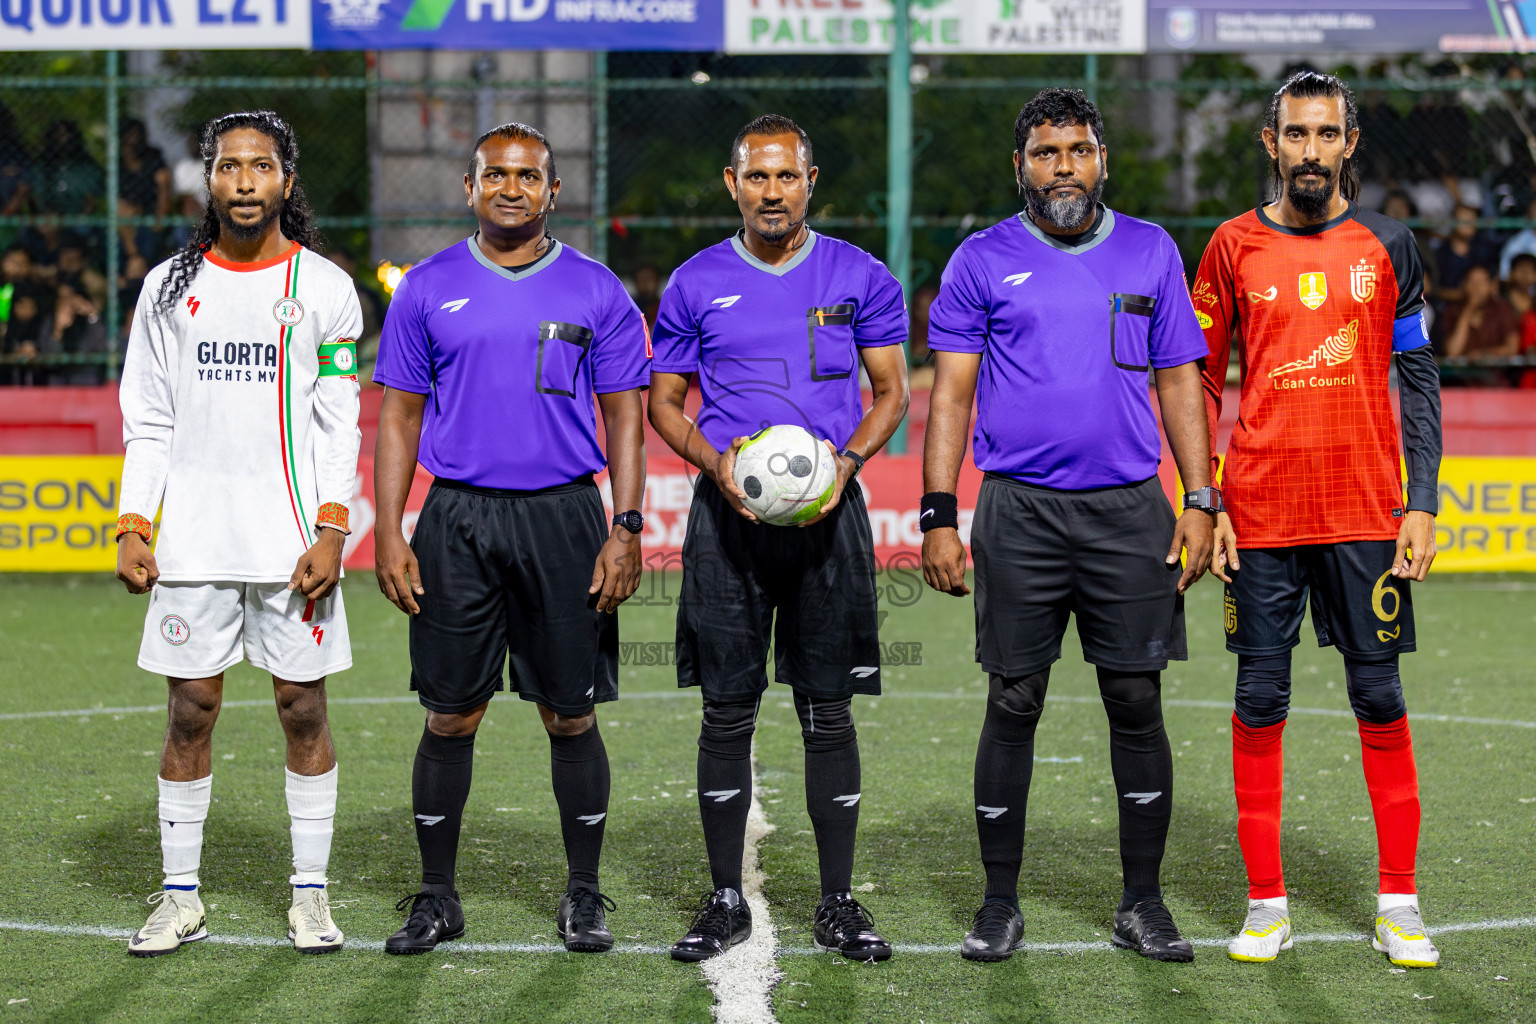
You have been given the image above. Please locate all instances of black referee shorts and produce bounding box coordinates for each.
[407,476,618,716]
[972,473,1186,677]
[675,475,882,702]
[1223,541,1415,661]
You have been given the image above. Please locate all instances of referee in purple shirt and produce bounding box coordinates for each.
[648,115,910,963]
[920,90,1220,963]
[371,124,650,956]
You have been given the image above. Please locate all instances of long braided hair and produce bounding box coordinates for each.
[154,111,321,316]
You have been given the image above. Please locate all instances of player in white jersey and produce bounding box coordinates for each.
[114,112,362,957]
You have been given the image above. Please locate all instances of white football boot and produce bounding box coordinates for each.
[289,886,344,954]
[128,889,208,957]
[1227,900,1293,962]
[1374,904,1440,968]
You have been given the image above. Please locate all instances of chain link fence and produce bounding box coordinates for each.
[4,49,1536,382]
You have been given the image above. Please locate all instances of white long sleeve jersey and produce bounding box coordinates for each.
[119,242,363,582]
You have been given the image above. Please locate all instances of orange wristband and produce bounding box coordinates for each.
[315,502,350,534]
[116,513,152,543]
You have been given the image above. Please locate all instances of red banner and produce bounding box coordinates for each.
[341,454,1181,572]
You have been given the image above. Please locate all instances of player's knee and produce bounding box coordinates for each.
[699,699,758,760]
[793,692,856,752]
[1096,669,1164,732]
[274,680,327,733]
[1343,656,1407,724]
[988,670,1048,721]
[426,705,486,738]
[166,679,221,739]
[1234,652,1292,729]
[540,706,596,737]
[1095,667,1161,705]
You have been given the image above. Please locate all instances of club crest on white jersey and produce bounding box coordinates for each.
[273,297,304,327]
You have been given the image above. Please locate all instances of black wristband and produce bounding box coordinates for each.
[919,491,959,533]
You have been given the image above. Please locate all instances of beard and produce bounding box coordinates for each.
[1283,160,1336,220]
[214,194,282,242]
[754,206,803,243]
[1023,174,1105,231]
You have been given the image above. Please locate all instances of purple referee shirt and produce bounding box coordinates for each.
[650,230,907,451]
[374,236,650,490]
[927,208,1207,490]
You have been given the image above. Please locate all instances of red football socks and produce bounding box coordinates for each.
[1358,715,1420,894]
[1231,714,1287,900]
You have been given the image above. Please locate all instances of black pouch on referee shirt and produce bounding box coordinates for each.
[1108,292,1154,372]
[536,320,593,398]
[806,303,856,381]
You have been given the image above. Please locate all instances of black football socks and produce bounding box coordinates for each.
[696,699,758,896]
[973,672,1048,903]
[797,694,862,897]
[412,725,476,898]
[1097,669,1174,910]
[549,724,610,892]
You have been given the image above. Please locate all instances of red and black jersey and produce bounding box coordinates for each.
[1194,203,1426,547]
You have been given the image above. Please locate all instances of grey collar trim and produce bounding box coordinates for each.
[730,228,818,276]
[466,234,563,281]
[1015,206,1117,254]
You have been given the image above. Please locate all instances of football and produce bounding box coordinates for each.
[731,424,839,526]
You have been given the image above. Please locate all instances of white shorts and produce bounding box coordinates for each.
[138,581,352,680]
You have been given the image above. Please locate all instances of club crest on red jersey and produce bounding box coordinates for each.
[1350,260,1377,303]
[1298,272,1328,310]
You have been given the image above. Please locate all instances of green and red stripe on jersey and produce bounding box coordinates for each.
[274,246,311,550]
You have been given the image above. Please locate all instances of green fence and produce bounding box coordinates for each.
[4,49,1536,383]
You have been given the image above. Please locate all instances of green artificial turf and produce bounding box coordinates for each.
[1,571,1533,1023]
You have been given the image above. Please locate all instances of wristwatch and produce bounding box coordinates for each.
[1181,486,1224,514]
[612,510,644,535]
[835,447,866,477]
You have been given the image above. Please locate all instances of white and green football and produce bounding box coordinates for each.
[731,424,838,526]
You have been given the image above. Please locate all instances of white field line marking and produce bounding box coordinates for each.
[5,915,1532,956]
[700,741,781,1024]
[4,690,1533,730]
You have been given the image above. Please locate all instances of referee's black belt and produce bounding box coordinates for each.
[431,474,596,499]
[983,471,1158,495]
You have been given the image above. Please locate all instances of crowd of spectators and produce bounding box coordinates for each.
[0,107,388,388]
[7,92,1536,389]
[0,108,176,385]
[1375,183,1536,386]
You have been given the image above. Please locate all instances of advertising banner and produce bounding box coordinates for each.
[1148,0,1536,54]
[725,0,1144,54]
[5,453,1530,574]
[0,0,308,50]
[1428,456,1536,572]
[311,0,721,50]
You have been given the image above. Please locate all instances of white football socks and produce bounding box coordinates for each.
[286,764,338,887]
[159,775,212,889]
[1378,892,1419,912]
[1252,895,1289,913]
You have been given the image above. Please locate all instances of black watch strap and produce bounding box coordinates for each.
[612,510,644,535]
[836,447,866,476]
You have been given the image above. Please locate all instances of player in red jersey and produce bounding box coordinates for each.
[1194,72,1443,968]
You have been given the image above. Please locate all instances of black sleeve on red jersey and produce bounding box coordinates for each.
[1396,345,1442,514]
[1356,208,1425,318]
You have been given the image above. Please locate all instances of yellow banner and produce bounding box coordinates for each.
[2,454,1534,572]
[0,456,130,572]
[1432,457,1536,572]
